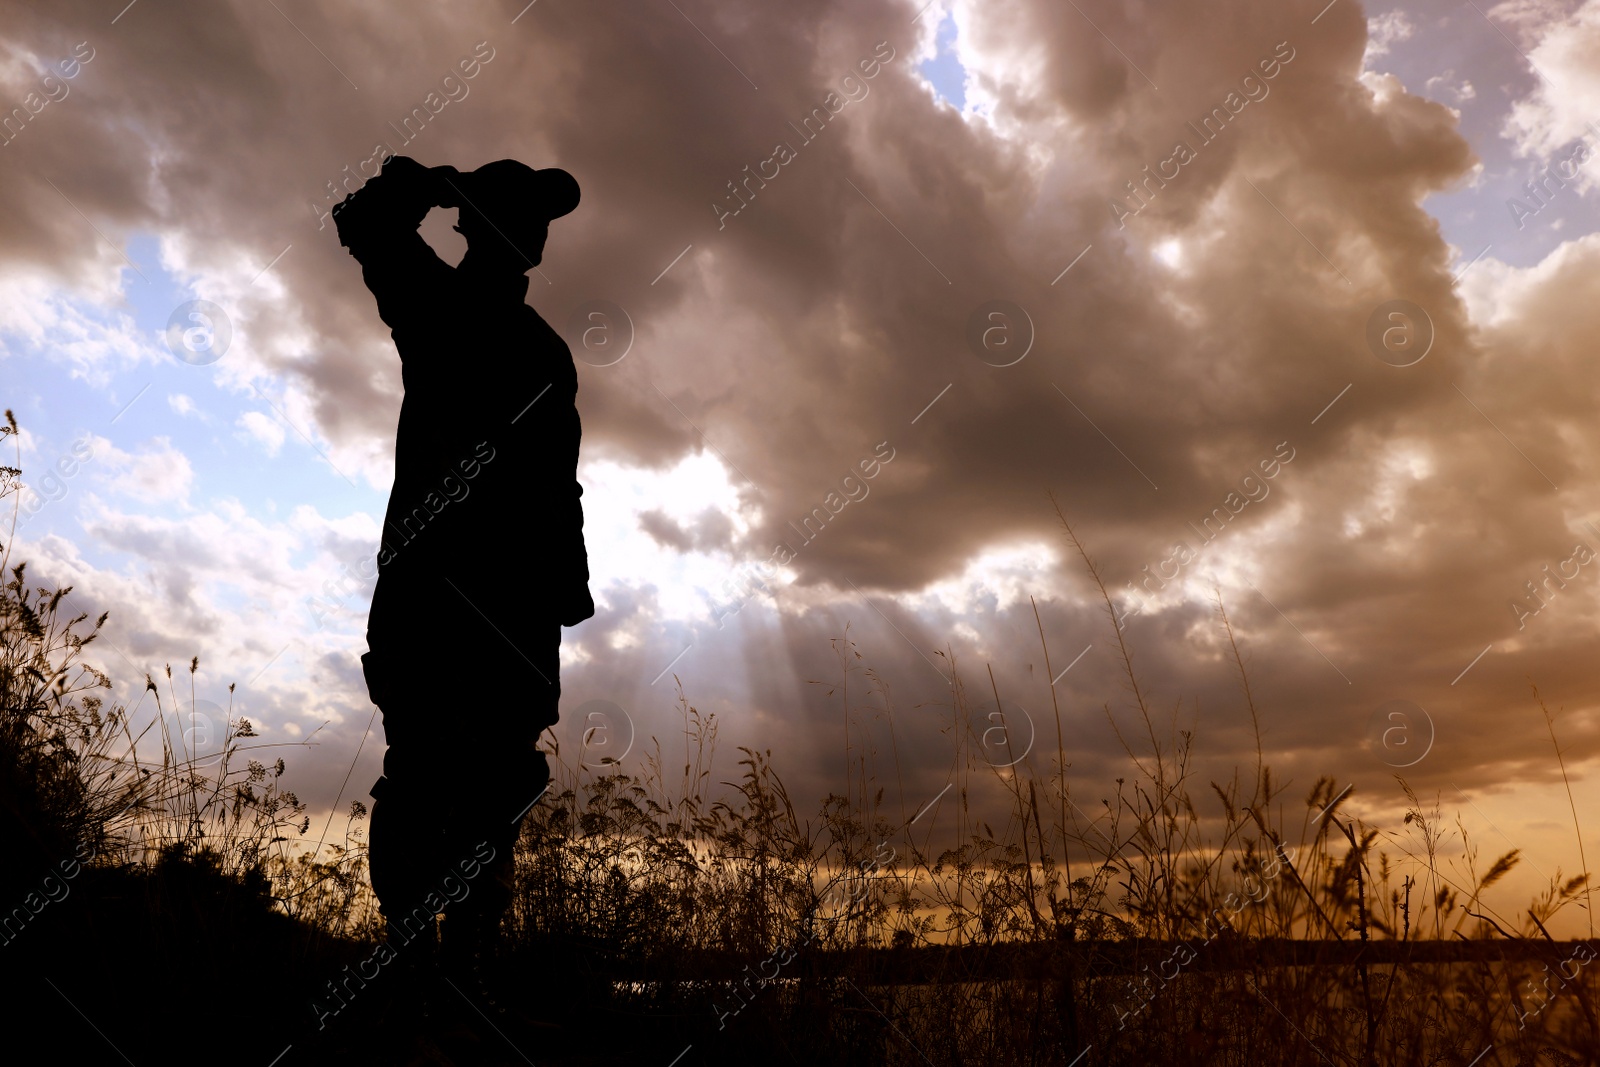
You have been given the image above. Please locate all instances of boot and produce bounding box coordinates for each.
[440,903,564,1035]
[383,911,441,1023]
[439,899,509,1014]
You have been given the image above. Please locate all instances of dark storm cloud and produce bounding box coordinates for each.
[9,0,1600,818]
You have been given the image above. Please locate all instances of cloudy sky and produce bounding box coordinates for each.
[6,0,1600,922]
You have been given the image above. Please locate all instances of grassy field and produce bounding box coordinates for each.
[4,411,1597,1066]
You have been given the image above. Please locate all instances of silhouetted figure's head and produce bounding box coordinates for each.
[440,159,580,276]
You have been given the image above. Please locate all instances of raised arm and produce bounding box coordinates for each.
[333,156,456,338]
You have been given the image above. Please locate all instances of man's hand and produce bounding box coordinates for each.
[333,156,447,250]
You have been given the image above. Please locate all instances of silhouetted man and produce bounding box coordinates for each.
[334,154,593,1010]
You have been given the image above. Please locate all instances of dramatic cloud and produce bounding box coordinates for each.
[1501,0,1600,174]
[1366,9,1417,59]
[5,0,1600,905]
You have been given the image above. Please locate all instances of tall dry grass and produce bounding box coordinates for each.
[6,406,1600,1065]
[487,504,1600,1065]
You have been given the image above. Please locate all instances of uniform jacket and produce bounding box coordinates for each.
[335,167,594,658]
